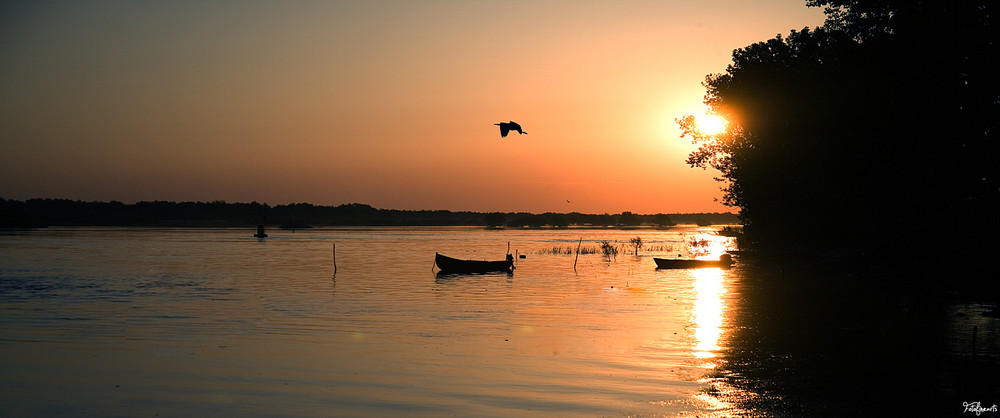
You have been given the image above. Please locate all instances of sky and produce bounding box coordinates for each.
[1,0,826,214]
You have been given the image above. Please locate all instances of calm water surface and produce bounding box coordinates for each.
[1,226,742,416]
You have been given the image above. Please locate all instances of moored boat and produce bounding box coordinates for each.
[435,253,514,274]
[254,223,268,238]
[654,254,733,269]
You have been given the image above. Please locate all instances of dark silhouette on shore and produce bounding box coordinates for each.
[494,121,526,138]
[679,0,996,275]
[676,0,998,414]
[0,198,735,229]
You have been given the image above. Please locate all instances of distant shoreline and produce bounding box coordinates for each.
[1,198,738,229]
[1,224,737,231]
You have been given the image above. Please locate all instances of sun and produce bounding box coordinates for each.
[695,114,728,136]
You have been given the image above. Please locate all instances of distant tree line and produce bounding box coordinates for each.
[0,198,737,228]
[486,211,733,228]
[679,0,996,269]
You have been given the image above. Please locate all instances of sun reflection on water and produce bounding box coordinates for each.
[686,266,750,417]
[692,267,726,360]
[686,232,736,260]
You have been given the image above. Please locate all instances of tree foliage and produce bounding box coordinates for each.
[484,213,506,227]
[680,0,997,259]
[0,198,739,228]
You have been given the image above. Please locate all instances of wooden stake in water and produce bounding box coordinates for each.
[973,325,978,358]
[333,243,338,275]
[573,237,582,272]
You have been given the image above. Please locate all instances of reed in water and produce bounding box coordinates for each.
[537,242,679,256]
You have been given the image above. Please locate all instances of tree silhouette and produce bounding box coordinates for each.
[484,213,506,227]
[617,211,641,226]
[679,0,997,268]
[653,213,675,227]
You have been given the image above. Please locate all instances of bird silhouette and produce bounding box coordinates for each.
[495,121,527,138]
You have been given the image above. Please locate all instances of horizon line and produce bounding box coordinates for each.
[1,197,736,217]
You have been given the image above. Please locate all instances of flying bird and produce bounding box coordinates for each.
[495,121,527,138]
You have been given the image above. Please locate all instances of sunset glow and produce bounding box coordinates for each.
[0,1,826,213]
[695,114,729,136]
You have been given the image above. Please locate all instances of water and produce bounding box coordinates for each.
[5,227,998,416]
[0,226,740,416]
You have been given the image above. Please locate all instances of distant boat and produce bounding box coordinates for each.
[254,224,268,238]
[654,254,733,269]
[435,253,513,274]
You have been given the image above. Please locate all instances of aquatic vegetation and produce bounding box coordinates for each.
[689,236,712,248]
[629,236,643,255]
[600,240,619,260]
[538,245,599,255]
[536,241,677,256]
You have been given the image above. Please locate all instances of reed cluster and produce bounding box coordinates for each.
[536,241,679,256]
[538,245,599,255]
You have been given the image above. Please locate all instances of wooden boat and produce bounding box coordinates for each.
[435,253,514,274]
[654,254,733,269]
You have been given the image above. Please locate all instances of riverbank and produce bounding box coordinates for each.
[0,198,738,229]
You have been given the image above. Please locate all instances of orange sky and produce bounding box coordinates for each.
[0,1,826,214]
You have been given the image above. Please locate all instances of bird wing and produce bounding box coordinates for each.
[499,125,510,137]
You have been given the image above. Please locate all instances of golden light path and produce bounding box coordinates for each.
[692,267,726,360]
[685,266,740,417]
[688,232,733,361]
[685,232,747,416]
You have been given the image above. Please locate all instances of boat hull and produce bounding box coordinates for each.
[435,253,513,274]
[654,254,733,269]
